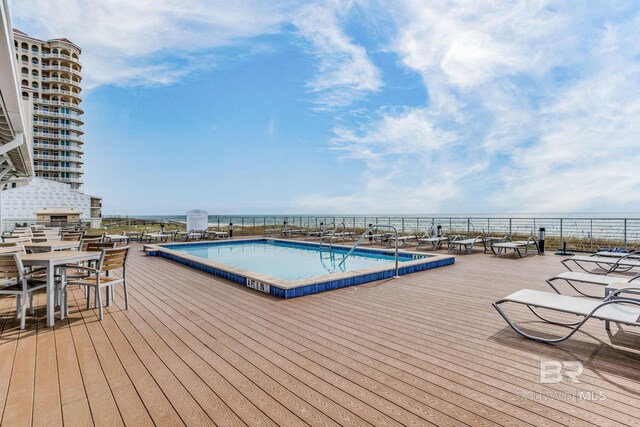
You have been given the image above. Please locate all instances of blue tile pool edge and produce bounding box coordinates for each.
[160,238,428,261]
[147,243,455,299]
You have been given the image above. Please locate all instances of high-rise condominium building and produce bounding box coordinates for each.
[12,29,84,190]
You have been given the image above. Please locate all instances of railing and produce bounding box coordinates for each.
[41,89,81,97]
[42,52,80,63]
[111,215,640,253]
[33,153,83,162]
[33,142,83,151]
[33,121,82,130]
[41,65,81,74]
[328,222,347,247]
[33,110,83,120]
[1,220,87,233]
[35,165,82,172]
[57,177,83,183]
[339,224,399,277]
[42,76,75,84]
[43,52,71,60]
[33,132,83,143]
[35,99,83,110]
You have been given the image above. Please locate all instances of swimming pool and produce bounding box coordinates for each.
[146,239,455,298]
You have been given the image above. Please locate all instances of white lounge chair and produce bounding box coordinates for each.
[562,253,640,274]
[302,229,324,239]
[207,229,229,240]
[493,288,640,343]
[546,271,640,298]
[416,234,449,251]
[185,229,206,241]
[593,250,640,259]
[142,231,173,243]
[491,237,539,258]
[384,233,417,247]
[448,236,482,253]
[331,231,357,242]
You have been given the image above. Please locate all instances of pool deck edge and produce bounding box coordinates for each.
[145,238,455,298]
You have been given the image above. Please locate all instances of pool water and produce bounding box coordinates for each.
[165,240,412,281]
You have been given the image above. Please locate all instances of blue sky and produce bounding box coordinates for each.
[11,0,640,215]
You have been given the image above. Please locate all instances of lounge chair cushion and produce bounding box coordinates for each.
[492,241,534,249]
[419,236,448,243]
[567,255,640,267]
[451,238,478,245]
[551,271,630,286]
[502,289,640,324]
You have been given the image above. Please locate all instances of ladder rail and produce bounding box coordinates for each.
[338,224,400,278]
[319,222,336,246]
[328,222,346,248]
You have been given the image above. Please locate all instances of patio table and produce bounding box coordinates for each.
[21,251,101,327]
[24,241,80,252]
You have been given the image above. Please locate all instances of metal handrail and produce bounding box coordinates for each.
[339,224,399,278]
[319,222,336,246]
[328,222,346,248]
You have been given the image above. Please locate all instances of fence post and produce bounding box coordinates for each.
[624,219,628,250]
[402,218,405,233]
[509,218,512,238]
[590,219,593,251]
[560,218,564,250]
[467,218,470,238]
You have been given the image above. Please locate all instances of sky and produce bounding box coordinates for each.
[11,0,640,215]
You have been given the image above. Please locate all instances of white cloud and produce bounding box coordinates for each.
[294,107,487,213]
[12,0,295,88]
[12,0,381,100]
[301,0,640,213]
[497,14,640,212]
[292,0,382,108]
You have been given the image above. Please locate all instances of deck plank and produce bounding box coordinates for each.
[66,286,156,426]
[0,296,21,422]
[120,271,377,427]
[32,292,63,427]
[2,293,38,427]
[62,399,94,427]
[0,241,639,426]
[65,296,125,427]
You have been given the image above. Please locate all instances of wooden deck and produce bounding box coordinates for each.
[1,241,640,426]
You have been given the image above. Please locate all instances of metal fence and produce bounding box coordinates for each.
[107,215,640,252]
[9,215,640,253]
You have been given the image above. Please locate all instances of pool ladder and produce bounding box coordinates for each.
[339,224,400,278]
[319,222,336,247]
